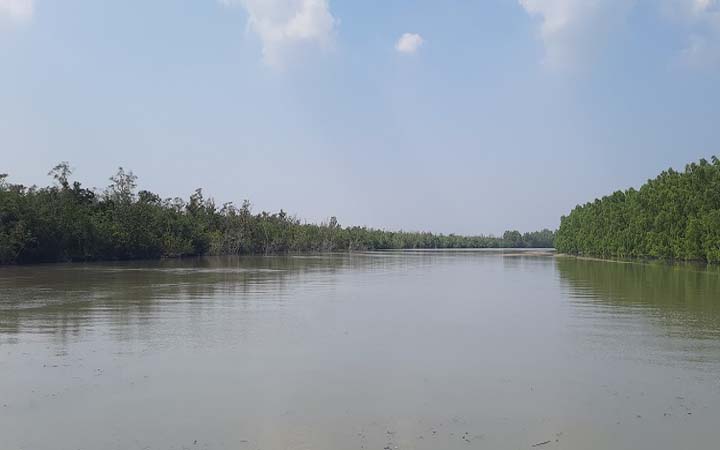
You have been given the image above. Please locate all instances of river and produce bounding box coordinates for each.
[1,250,719,449]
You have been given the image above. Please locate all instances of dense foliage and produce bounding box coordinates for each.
[0,164,555,264]
[556,157,720,263]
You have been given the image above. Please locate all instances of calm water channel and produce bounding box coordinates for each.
[1,250,720,450]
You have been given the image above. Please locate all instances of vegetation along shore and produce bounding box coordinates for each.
[556,156,720,263]
[3,156,719,265]
[0,163,555,265]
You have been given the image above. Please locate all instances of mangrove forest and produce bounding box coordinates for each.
[0,163,556,264]
[556,156,720,263]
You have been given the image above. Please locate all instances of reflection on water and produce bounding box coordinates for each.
[0,251,552,340]
[1,256,326,337]
[1,251,719,450]
[557,257,720,370]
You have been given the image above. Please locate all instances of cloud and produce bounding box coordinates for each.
[518,0,634,68]
[395,33,424,54]
[220,0,337,66]
[663,0,720,66]
[692,0,720,13]
[519,0,720,68]
[0,0,33,22]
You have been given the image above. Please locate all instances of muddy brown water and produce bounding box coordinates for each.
[1,250,720,450]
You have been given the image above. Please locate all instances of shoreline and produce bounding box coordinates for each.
[555,253,715,267]
[0,248,558,268]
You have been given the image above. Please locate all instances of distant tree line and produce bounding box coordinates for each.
[0,163,556,264]
[556,156,720,263]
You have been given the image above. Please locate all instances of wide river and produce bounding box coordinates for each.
[1,250,720,450]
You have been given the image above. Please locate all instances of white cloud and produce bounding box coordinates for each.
[663,0,720,66]
[692,0,719,13]
[0,0,33,22]
[518,0,634,68]
[395,33,424,54]
[220,0,337,66]
[519,0,720,68]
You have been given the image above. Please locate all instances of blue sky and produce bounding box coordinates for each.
[1,0,719,234]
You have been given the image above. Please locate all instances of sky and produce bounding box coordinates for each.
[1,0,719,235]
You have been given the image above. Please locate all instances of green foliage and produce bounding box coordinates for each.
[0,165,555,264]
[556,156,720,263]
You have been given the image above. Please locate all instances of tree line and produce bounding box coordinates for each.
[0,163,556,264]
[555,156,720,263]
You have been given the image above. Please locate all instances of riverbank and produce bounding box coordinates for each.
[1,166,556,265]
[555,157,720,264]
[0,247,559,267]
[555,253,717,268]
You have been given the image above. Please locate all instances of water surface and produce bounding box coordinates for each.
[1,251,719,450]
